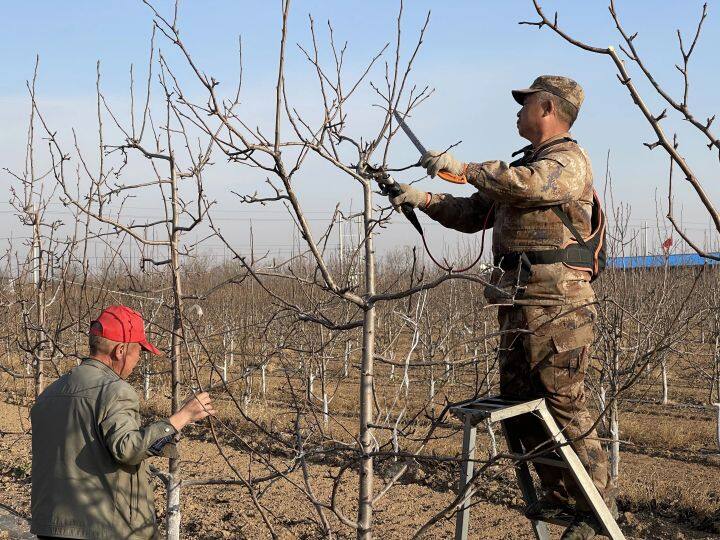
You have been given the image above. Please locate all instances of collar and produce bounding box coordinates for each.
[512,131,575,159]
[82,357,121,380]
[536,131,573,148]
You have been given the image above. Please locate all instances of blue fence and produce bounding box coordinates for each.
[607,252,720,269]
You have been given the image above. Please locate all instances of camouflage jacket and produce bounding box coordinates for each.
[422,132,595,306]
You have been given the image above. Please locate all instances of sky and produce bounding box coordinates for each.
[1,0,719,266]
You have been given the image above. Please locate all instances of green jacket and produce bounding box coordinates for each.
[30,358,176,539]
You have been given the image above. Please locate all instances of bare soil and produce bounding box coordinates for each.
[1,397,719,540]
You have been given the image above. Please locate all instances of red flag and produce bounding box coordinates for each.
[662,236,673,253]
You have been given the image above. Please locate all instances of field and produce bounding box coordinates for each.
[3,0,720,536]
[1,263,720,539]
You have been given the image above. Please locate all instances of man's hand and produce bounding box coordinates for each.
[389,183,429,209]
[421,149,465,179]
[169,392,216,432]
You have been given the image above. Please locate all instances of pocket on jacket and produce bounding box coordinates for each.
[551,324,593,353]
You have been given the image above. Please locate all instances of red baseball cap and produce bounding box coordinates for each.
[90,305,162,355]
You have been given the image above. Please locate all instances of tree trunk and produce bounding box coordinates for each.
[143,366,151,401]
[357,181,376,539]
[714,403,720,452]
[485,418,497,458]
[229,334,235,367]
[307,371,315,402]
[661,358,668,405]
[33,208,45,398]
[444,352,452,383]
[166,155,184,540]
[713,336,720,403]
[609,397,620,483]
[244,371,252,407]
[261,363,267,398]
[343,340,351,378]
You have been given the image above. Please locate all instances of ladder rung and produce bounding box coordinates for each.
[451,397,546,425]
[539,513,575,527]
[468,401,508,409]
[450,407,489,422]
[509,453,569,469]
[482,396,522,403]
[487,398,545,422]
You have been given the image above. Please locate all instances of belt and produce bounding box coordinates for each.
[494,250,570,271]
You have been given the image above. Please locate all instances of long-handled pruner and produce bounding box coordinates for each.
[359,162,423,236]
[393,110,467,185]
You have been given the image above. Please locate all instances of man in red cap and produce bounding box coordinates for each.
[30,305,215,540]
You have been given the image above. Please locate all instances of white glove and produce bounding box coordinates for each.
[421,149,465,178]
[389,183,428,209]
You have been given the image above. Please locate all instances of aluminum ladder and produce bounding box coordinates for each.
[450,396,624,540]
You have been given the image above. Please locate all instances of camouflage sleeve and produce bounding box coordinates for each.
[464,150,587,207]
[421,190,494,233]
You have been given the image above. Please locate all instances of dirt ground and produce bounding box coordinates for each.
[1,398,719,540]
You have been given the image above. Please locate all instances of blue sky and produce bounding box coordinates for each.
[2,1,719,261]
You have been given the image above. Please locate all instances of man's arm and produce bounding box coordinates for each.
[421,191,495,233]
[465,151,587,207]
[98,382,177,466]
[389,183,494,234]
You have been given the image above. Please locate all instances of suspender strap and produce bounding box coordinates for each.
[511,137,577,159]
[550,206,589,250]
[497,137,596,272]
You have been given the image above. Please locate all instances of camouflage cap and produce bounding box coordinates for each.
[511,75,584,111]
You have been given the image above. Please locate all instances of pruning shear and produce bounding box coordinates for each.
[359,162,423,236]
[393,110,467,185]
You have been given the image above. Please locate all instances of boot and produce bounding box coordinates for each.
[560,513,602,540]
[524,496,573,521]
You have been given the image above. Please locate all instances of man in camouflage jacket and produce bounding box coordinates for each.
[391,76,613,539]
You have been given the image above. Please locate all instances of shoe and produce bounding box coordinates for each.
[560,514,602,540]
[606,497,619,520]
[524,497,573,521]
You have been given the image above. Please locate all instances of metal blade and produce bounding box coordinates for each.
[393,110,427,157]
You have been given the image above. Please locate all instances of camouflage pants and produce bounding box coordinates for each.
[498,302,611,509]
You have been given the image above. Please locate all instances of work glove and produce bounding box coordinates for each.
[389,183,428,209]
[421,149,465,179]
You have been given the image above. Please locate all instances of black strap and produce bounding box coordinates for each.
[511,137,589,250]
[494,244,593,271]
[498,137,592,270]
[495,251,566,269]
[511,137,577,160]
[551,206,589,250]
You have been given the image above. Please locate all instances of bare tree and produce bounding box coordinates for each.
[524,0,720,259]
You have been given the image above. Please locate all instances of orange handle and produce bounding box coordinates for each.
[437,170,467,184]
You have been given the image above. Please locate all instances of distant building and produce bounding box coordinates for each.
[607,252,720,269]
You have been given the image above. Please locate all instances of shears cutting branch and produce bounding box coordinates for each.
[358,162,423,235]
[392,110,467,185]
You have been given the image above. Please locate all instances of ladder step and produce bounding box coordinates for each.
[450,397,546,425]
[482,396,524,404]
[450,406,490,422]
[539,512,575,527]
[509,454,569,469]
[487,398,545,422]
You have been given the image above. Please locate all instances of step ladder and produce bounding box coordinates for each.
[450,396,624,540]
